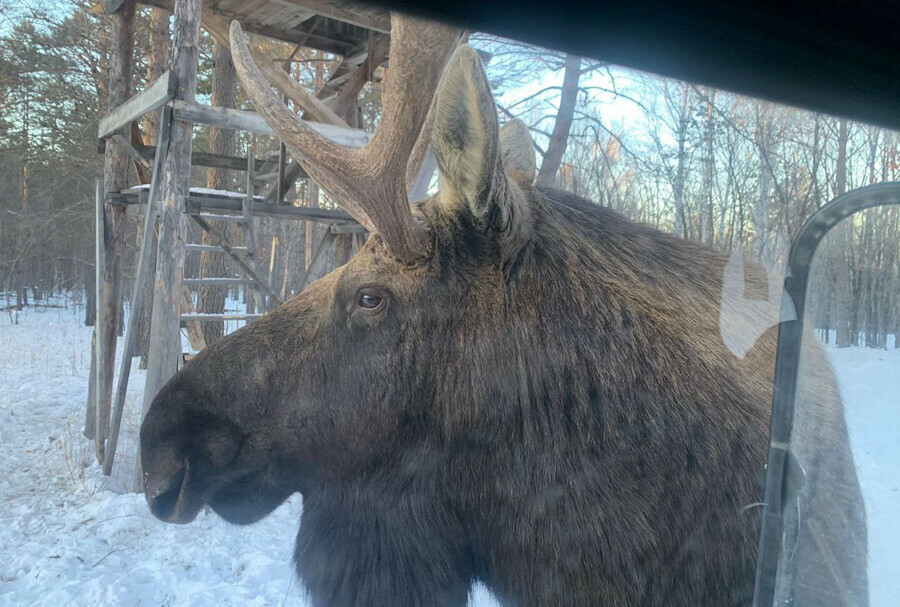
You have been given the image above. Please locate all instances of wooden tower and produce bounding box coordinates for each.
[88,0,432,488]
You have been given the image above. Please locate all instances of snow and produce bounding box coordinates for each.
[0,301,896,606]
[0,300,499,607]
[126,184,266,201]
[828,344,900,607]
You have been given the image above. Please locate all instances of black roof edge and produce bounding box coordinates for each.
[373,0,900,130]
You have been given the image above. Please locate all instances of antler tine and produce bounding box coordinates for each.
[230,15,461,264]
[405,32,466,195]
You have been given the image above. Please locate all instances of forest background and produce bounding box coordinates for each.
[1,0,897,350]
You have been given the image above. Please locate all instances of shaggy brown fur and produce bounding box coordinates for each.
[140,44,867,607]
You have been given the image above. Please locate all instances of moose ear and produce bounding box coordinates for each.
[432,45,531,247]
[499,119,536,186]
[433,45,502,218]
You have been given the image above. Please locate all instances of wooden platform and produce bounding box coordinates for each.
[109,185,361,225]
[126,0,390,54]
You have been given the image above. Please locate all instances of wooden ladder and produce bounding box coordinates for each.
[181,137,281,336]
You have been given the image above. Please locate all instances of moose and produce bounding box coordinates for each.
[140,14,868,607]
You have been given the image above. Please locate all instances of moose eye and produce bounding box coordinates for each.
[357,288,386,311]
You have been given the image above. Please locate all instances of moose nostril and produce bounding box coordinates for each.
[147,467,185,522]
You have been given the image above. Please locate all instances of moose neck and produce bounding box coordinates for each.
[296,431,473,607]
[428,187,768,604]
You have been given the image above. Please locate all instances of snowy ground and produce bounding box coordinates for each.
[0,300,896,606]
[829,342,900,607]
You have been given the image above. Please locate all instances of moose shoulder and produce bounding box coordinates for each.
[139,16,867,607]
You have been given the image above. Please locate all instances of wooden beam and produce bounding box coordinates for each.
[169,100,370,147]
[251,202,353,221]
[93,181,107,463]
[112,187,359,222]
[299,230,336,291]
[276,141,286,203]
[84,346,97,440]
[201,11,347,127]
[129,122,152,183]
[102,106,171,477]
[323,35,390,107]
[280,0,391,33]
[334,233,353,266]
[98,138,287,174]
[184,278,254,286]
[136,0,365,52]
[266,160,305,203]
[189,215,284,305]
[138,0,202,491]
[110,133,152,171]
[244,137,257,256]
[98,70,174,139]
[247,22,356,54]
[180,313,264,322]
[330,223,367,234]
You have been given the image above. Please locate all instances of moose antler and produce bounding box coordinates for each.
[230,15,461,264]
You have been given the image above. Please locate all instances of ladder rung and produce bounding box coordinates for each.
[198,213,248,222]
[185,244,249,253]
[254,171,278,181]
[184,278,254,287]
[180,313,264,322]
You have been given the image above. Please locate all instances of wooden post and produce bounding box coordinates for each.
[276,141,286,203]
[137,7,170,368]
[102,107,171,477]
[91,181,107,462]
[243,137,267,311]
[96,0,135,464]
[300,231,336,291]
[335,232,353,267]
[84,345,96,439]
[303,51,327,275]
[244,137,256,256]
[304,182,320,275]
[137,0,203,491]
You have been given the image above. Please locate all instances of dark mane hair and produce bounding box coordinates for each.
[414,185,771,603]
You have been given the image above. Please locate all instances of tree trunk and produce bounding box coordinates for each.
[96,0,136,454]
[668,83,692,239]
[181,284,207,352]
[304,53,326,276]
[753,102,772,260]
[198,40,236,345]
[834,118,853,348]
[702,89,717,246]
[84,263,96,326]
[17,98,31,309]
[536,54,581,187]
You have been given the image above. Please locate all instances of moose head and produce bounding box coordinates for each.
[141,14,543,530]
[140,13,868,607]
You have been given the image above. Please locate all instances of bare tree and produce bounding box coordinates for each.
[536,53,581,186]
